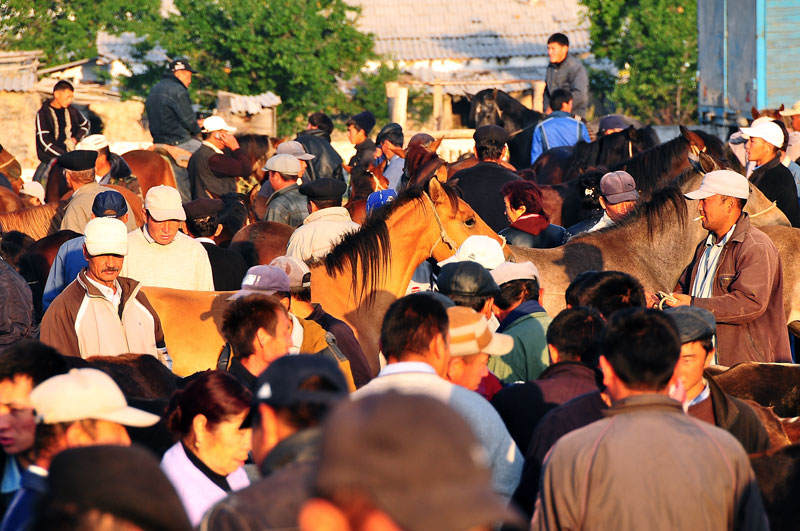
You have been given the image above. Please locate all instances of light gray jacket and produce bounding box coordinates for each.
[544,54,589,118]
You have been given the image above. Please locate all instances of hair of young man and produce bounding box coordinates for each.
[547,33,569,47]
[772,119,790,152]
[66,169,96,185]
[221,295,287,359]
[550,89,573,112]
[602,308,680,391]
[184,214,219,238]
[309,112,335,136]
[475,139,505,162]
[291,285,312,303]
[380,294,449,361]
[253,375,341,431]
[576,271,645,318]
[345,118,363,133]
[565,270,600,307]
[447,293,494,312]
[53,81,74,94]
[494,278,540,311]
[0,341,69,386]
[547,306,605,367]
[695,336,714,355]
[311,198,341,210]
[98,146,111,159]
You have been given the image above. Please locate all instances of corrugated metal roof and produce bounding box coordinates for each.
[216,91,282,115]
[0,51,43,92]
[349,0,589,61]
[412,65,547,95]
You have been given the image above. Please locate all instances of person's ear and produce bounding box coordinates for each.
[192,414,209,446]
[548,344,559,365]
[704,348,715,368]
[257,403,280,452]
[141,209,148,223]
[598,355,616,389]
[213,224,223,237]
[481,298,494,319]
[65,421,94,447]
[82,245,90,261]
[298,498,351,531]
[447,357,464,383]
[598,196,607,210]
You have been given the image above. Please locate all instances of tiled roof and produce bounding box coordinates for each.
[349,0,589,61]
[216,91,282,115]
[0,51,43,92]
[411,65,548,95]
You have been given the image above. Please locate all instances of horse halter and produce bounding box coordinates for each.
[421,192,507,256]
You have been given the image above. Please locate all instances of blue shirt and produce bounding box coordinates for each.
[42,236,87,311]
[530,111,590,165]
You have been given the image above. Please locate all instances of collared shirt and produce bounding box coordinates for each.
[587,212,615,232]
[195,237,216,246]
[201,140,224,155]
[1,457,21,495]
[685,381,711,412]
[691,224,736,299]
[383,154,404,189]
[377,361,436,378]
[84,274,121,312]
[289,313,303,354]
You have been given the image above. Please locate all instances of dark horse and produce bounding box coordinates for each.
[469,88,544,170]
[531,125,661,185]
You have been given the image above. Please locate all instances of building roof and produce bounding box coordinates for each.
[349,0,588,61]
[216,91,282,115]
[96,31,170,75]
[411,65,548,96]
[0,51,43,92]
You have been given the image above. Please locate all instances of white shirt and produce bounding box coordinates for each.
[84,274,122,312]
[691,225,736,299]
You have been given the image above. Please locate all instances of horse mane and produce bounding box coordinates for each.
[236,134,273,170]
[494,89,542,123]
[0,201,65,240]
[324,180,460,302]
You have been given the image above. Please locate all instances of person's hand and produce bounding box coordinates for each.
[220,131,239,150]
[644,291,661,309]
[373,147,383,160]
[664,293,691,307]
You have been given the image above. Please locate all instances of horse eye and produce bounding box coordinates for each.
[465,218,476,227]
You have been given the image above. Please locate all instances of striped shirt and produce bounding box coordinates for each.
[690,224,736,300]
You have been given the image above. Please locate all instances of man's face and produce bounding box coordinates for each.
[746,136,776,165]
[52,89,74,109]
[347,125,366,146]
[174,70,192,87]
[603,198,636,222]
[146,213,181,245]
[452,353,490,391]
[0,376,35,455]
[75,419,131,446]
[262,310,293,362]
[673,341,712,397]
[697,194,733,234]
[547,42,569,64]
[85,253,124,287]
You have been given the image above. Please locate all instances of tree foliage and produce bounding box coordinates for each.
[580,0,697,124]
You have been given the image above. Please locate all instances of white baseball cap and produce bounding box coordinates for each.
[438,235,505,270]
[201,115,236,133]
[684,170,751,200]
[263,154,301,175]
[76,134,109,151]
[277,141,315,161]
[779,100,800,117]
[740,120,785,149]
[144,185,186,221]
[31,369,160,427]
[84,217,128,256]
[447,306,513,357]
[20,181,45,203]
[490,261,540,286]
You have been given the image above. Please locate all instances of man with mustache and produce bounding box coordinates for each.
[40,217,169,367]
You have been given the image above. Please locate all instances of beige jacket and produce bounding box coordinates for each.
[60,182,137,234]
[286,207,360,261]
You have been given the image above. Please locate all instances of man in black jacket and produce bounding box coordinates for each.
[187,116,251,199]
[33,80,90,183]
[295,112,343,181]
[543,33,589,120]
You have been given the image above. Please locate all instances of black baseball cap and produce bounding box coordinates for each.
[183,198,224,219]
[349,111,376,134]
[436,261,500,297]
[91,190,128,218]
[169,59,197,73]
[376,122,404,146]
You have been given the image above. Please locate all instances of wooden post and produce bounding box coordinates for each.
[532,81,546,113]
[433,83,443,130]
[385,81,398,123]
[392,85,408,129]
[442,93,453,130]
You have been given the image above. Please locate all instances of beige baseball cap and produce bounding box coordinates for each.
[76,134,109,151]
[20,181,45,203]
[31,369,160,427]
[447,306,513,357]
[779,100,800,117]
[438,235,506,270]
[740,120,785,149]
[490,261,540,286]
[201,116,236,133]
[684,169,750,200]
[84,217,128,256]
[144,185,186,221]
[263,154,301,175]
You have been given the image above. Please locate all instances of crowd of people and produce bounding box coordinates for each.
[0,30,797,531]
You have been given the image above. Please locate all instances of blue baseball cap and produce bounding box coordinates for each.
[366,189,397,214]
[91,190,128,218]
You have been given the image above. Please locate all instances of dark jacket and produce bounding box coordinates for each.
[0,257,33,353]
[450,162,520,232]
[307,303,372,387]
[675,213,792,365]
[749,155,800,227]
[296,129,343,181]
[188,144,251,199]
[200,428,321,531]
[0,468,48,531]
[200,242,248,291]
[705,372,770,454]
[263,183,308,227]
[227,356,256,392]
[145,74,201,145]
[34,100,90,163]
[499,223,569,248]
[348,138,376,170]
[543,54,589,119]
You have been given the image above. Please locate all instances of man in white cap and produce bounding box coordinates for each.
[262,154,308,227]
[739,118,800,226]
[187,116,251,200]
[121,185,213,291]
[18,181,45,207]
[0,368,159,531]
[778,100,800,162]
[75,134,134,187]
[662,169,791,365]
[40,217,170,364]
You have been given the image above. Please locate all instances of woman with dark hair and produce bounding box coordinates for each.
[161,371,252,525]
[499,180,569,247]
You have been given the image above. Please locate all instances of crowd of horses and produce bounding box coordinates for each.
[2,90,800,527]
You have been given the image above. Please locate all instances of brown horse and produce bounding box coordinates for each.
[0,201,67,240]
[0,146,22,191]
[122,150,177,198]
[312,177,507,373]
[0,186,23,213]
[228,220,295,268]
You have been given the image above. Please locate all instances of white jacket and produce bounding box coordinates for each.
[286,207,360,261]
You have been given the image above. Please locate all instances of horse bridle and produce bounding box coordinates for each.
[422,192,507,256]
[749,201,778,218]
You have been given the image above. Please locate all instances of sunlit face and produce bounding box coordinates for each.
[262,310,293,361]
[745,136,777,166]
[547,42,569,64]
[0,376,35,456]
[52,89,74,109]
[673,341,712,398]
[193,410,252,476]
[347,125,366,146]
[697,194,734,235]
[81,419,132,446]
[174,70,192,88]
[503,196,526,223]
[455,353,490,391]
[603,198,636,222]
[145,212,181,245]
[85,253,124,288]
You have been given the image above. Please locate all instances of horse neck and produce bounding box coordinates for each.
[616,135,690,193]
[381,199,442,294]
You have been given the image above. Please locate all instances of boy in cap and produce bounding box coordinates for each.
[74,134,134,187]
[450,124,521,232]
[18,181,44,208]
[286,177,359,262]
[41,217,170,364]
[530,89,590,164]
[33,80,89,182]
[584,170,640,233]
[663,169,791,365]
[187,116,251,200]
[1,368,160,531]
[121,185,214,291]
[183,197,248,291]
[296,112,344,181]
[262,154,308,227]
[375,122,405,188]
[58,150,137,234]
[43,189,131,311]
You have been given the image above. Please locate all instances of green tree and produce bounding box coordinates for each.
[580,0,697,124]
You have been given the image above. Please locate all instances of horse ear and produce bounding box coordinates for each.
[434,164,448,183]
[429,136,444,153]
[697,151,720,173]
[428,176,446,204]
[779,104,785,112]
[680,126,705,149]
[751,106,759,120]
[626,125,638,140]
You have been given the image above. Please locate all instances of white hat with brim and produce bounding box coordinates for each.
[263,154,301,175]
[447,306,513,357]
[144,185,186,221]
[76,134,109,151]
[779,100,800,117]
[20,181,45,203]
[437,235,505,269]
[201,115,236,133]
[490,261,540,286]
[84,217,128,256]
[684,169,750,200]
[740,121,785,149]
[277,141,315,161]
[30,369,160,427]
